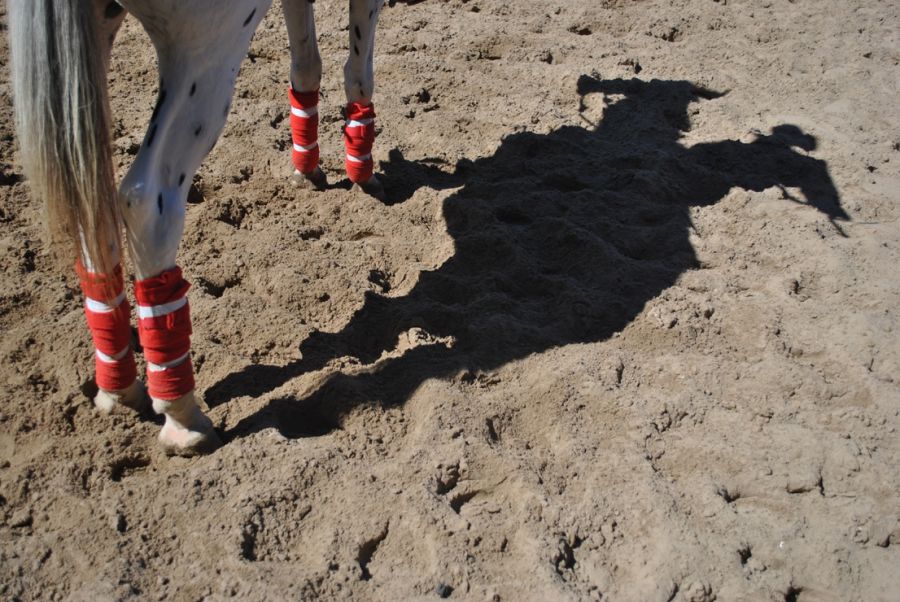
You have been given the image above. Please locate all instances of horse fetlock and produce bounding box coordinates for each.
[288,87,321,178]
[134,266,196,398]
[78,262,141,402]
[344,101,376,185]
[95,380,150,415]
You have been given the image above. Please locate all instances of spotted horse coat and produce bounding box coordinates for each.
[7,0,386,455]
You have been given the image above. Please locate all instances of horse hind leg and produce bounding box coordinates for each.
[118,0,271,455]
[41,0,144,413]
[344,0,385,200]
[82,1,150,415]
[283,0,327,189]
[78,255,150,415]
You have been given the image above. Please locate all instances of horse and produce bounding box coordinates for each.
[8,0,386,455]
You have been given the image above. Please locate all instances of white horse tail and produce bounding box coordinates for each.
[9,0,120,276]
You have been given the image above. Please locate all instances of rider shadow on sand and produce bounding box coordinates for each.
[205,76,847,439]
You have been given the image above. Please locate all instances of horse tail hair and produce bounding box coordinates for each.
[9,0,121,276]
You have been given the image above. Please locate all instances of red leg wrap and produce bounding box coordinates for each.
[133,267,195,400]
[289,87,321,175]
[76,262,137,392]
[344,101,376,183]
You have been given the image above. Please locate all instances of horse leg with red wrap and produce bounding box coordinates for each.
[77,260,147,414]
[343,0,385,199]
[116,0,270,454]
[284,0,327,188]
[133,266,217,455]
[344,100,376,185]
[289,87,326,188]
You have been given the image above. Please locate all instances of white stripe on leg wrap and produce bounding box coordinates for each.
[96,345,131,363]
[147,351,191,372]
[291,106,318,118]
[137,297,187,319]
[85,291,127,313]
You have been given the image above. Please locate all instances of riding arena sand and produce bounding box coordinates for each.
[0,0,898,600]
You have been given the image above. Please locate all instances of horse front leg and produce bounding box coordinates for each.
[283,0,327,189]
[119,0,271,455]
[344,0,384,199]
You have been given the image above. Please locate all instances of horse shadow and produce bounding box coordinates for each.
[205,76,846,439]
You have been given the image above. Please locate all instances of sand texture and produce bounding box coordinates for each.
[1,0,898,600]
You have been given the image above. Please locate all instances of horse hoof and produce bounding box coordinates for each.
[158,416,221,457]
[94,380,151,415]
[153,392,222,457]
[353,174,385,201]
[158,409,221,457]
[292,167,328,190]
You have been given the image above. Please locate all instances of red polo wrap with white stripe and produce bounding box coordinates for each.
[134,266,195,400]
[344,101,376,183]
[289,88,320,175]
[76,262,137,392]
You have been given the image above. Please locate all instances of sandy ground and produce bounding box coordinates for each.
[1,0,899,600]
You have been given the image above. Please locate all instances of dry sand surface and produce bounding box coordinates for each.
[1,0,899,600]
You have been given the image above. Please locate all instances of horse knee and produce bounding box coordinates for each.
[283,0,321,92]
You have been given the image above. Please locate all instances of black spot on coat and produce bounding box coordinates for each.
[243,8,256,26]
[189,83,196,96]
[104,2,124,19]
[157,194,163,214]
[150,89,166,123]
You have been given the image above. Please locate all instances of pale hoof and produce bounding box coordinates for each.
[158,413,221,457]
[353,174,386,201]
[153,392,221,457]
[94,380,151,415]
[292,167,328,190]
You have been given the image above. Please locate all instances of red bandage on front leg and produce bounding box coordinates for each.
[76,262,137,392]
[344,101,376,183]
[289,87,320,175]
[134,267,195,400]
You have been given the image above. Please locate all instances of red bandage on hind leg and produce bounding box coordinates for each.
[289,87,320,175]
[344,101,376,183]
[76,262,137,392]
[134,267,195,400]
